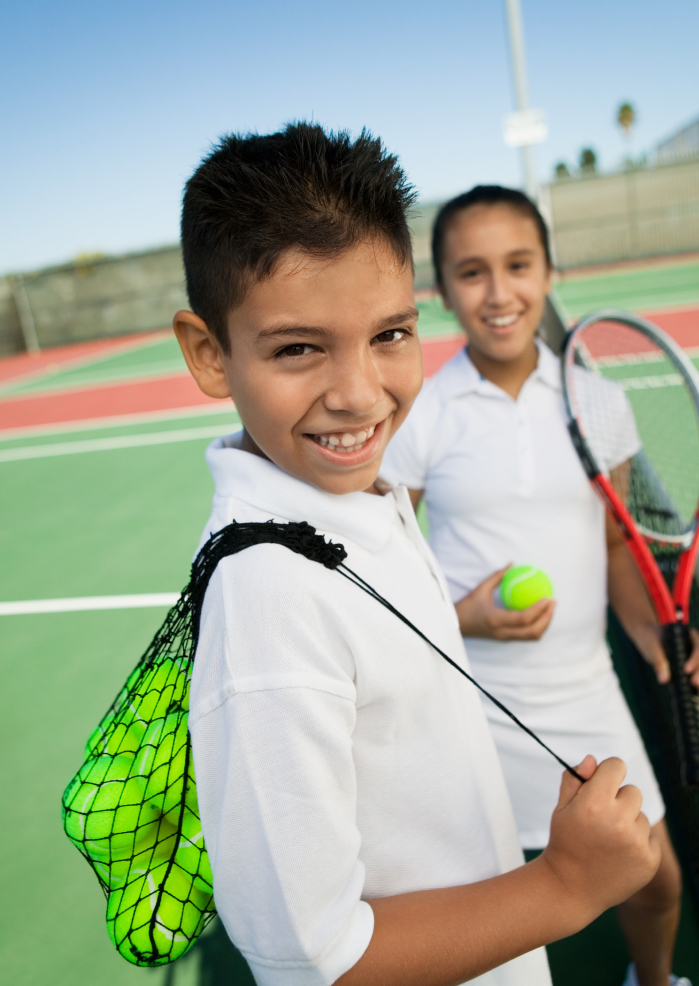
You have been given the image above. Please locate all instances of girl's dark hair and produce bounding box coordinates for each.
[431,185,552,287]
[181,122,416,353]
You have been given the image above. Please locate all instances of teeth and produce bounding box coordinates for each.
[312,423,377,452]
[487,314,519,327]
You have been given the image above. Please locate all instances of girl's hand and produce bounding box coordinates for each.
[455,566,555,640]
[632,624,699,687]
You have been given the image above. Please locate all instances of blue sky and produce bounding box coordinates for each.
[1,0,697,274]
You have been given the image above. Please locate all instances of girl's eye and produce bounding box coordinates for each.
[276,343,317,358]
[374,329,408,344]
[460,268,481,280]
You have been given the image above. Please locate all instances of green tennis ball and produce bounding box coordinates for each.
[64,754,161,861]
[107,860,213,965]
[124,659,190,728]
[500,566,554,611]
[175,807,213,893]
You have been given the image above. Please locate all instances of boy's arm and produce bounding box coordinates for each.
[606,513,699,686]
[338,756,660,986]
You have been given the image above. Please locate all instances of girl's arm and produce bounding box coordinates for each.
[606,513,699,687]
[338,756,660,986]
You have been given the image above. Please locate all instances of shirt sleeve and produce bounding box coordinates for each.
[188,546,374,986]
[380,387,435,490]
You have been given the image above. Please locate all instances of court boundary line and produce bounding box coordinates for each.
[0,593,179,615]
[0,402,238,441]
[0,423,240,462]
[0,330,172,394]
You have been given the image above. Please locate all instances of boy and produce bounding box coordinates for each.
[173,124,659,986]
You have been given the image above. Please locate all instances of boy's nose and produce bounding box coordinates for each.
[323,352,385,415]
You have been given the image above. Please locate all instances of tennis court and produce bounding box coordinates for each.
[2,265,699,986]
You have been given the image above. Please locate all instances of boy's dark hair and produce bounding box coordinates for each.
[181,122,416,352]
[431,185,552,287]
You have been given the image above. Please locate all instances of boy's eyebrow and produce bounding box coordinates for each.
[257,307,419,340]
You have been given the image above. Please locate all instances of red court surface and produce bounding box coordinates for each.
[0,307,696,434]
[0,330,168,386]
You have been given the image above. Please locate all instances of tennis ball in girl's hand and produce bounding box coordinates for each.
[500,566,554,610]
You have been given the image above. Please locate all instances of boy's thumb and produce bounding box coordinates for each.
[556,755,596,810]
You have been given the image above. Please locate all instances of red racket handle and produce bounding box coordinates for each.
[662,622,699,787]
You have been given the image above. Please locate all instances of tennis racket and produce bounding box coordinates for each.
[562,308,699,787]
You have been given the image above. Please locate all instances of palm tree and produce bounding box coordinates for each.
[579,148,597,174]
[617,102,636,136]
[554,162,570,180]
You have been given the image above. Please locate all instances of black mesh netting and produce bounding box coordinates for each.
[61,521,347,967]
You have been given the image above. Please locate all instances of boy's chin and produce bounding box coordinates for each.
[297,457,384,497]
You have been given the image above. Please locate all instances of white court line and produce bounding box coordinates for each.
[0,402,238,441]
[0,594,179,615]
[0,423,240,462]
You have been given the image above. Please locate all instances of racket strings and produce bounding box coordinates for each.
[566,321,699,541]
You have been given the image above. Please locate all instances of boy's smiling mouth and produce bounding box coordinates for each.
[305,421,383,460]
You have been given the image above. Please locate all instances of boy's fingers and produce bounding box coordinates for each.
[615,782,643,816]
[585,756,628,796]
[556,755,596,809]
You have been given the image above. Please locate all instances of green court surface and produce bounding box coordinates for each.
[2,257,699,986]
[556,259,699,319]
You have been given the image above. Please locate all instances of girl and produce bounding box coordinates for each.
[381,185,699,986]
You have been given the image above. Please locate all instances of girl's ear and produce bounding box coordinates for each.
[173,310,232,400]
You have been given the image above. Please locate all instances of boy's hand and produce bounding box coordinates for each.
[455,567,555,641]
[541,755,661,922]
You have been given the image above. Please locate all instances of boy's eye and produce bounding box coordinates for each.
[275,343,318,358]
[374,328,408,344]
[459,268,481,280]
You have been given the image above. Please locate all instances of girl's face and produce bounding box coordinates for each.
[439,203,551,364]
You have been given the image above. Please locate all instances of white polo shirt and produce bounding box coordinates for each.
[189,433,551,986]
[381,344,663,848]
[381,341,639,692]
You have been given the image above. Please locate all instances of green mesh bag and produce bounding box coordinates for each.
[61,521,347,967]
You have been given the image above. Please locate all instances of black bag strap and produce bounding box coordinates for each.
[190,520,583,782]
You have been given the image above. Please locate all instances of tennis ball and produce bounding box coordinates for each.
[175,807,214,893]
[142,715,191,819]
[500,566,554,610]
[107,860,213,965]
[125,659,190,727]
[64,754,161,861]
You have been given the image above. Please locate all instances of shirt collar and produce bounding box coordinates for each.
[437,338,561,401]
[206,432,400,553]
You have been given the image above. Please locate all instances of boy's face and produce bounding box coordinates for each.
[439,203,551,365]
[177,240,422,496]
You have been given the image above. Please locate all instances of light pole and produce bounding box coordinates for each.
[503,0,542,201]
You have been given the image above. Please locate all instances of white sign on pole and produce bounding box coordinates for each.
[502,108,548,147]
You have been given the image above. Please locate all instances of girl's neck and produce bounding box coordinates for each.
[467,339,539,400]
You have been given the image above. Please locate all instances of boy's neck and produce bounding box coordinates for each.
[467,339,538,400]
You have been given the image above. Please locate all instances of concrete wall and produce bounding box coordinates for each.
[0,210,439,356]
[0,246,188,356]
[545,157,699,269]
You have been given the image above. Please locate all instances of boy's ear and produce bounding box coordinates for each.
[173,311,232,400]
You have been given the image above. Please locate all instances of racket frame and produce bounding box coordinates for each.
[562,309,699,785]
